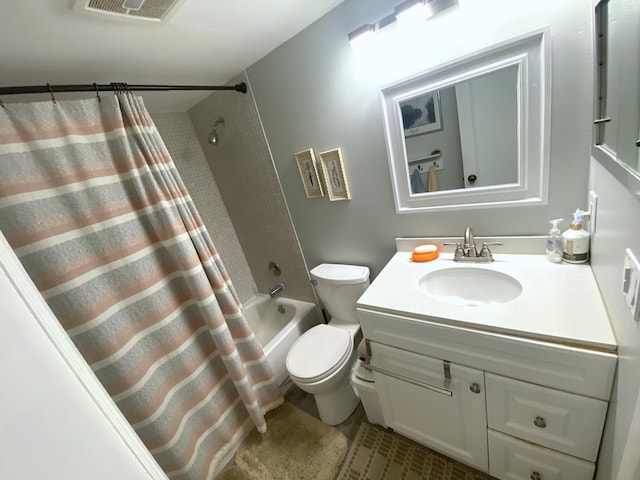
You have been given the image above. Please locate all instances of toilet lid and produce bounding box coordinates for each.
[286,324,351,382]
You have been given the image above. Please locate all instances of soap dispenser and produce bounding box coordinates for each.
[562,209,590,264]
[545,218,564,263]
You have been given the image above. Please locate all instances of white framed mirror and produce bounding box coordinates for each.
[592,0,640,200]
[380,29,551,213]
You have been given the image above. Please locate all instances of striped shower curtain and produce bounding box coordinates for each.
[0,93,283,480]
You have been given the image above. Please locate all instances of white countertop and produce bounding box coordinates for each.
[357,243,617,353]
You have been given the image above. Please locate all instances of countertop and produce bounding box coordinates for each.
[357,242,617,353]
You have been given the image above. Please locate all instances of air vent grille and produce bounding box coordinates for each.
[129,0,177,19]
[87,0,127,15]
[75,0,186,23]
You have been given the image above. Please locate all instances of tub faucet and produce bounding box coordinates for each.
[269,283,284,298]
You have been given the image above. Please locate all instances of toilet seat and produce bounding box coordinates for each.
[286,324,352,383]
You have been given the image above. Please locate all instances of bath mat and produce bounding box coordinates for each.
[216,402,348,480]
[337,423,494,480]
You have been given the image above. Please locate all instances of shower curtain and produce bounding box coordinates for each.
[0,93,283,480]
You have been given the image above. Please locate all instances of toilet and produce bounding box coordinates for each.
[285,263,370,425]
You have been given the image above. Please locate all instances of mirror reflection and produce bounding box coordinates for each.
[403,65,518,194]
[380,29,549,213]
[593,0,640,182]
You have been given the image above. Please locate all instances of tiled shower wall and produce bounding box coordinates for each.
[152,112,257,303]
[188,73,315,303]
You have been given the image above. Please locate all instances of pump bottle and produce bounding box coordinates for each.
[562,209,590,264]
[545,218,564,263]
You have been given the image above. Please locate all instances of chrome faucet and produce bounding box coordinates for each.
[463,227,478,257]
[445,227,502,263]
[268,283,284,298]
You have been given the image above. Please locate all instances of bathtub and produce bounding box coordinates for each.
[242,294,320,388]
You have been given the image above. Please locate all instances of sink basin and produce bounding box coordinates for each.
[419,268,522,306]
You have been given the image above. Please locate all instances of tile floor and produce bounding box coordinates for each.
[283,383,368,446]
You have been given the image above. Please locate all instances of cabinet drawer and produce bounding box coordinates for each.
[486,373,607,462]
[370,341,464,393]
[488,429,595,480]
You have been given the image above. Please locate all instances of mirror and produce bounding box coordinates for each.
[380,30,550,212]
[592,0,640,198]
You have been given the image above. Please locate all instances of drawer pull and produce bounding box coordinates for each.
[533,416,547,428]
[530,472,542,480]
[469,383,481,394]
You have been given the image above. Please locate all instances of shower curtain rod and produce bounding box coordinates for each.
[0,82,247,96]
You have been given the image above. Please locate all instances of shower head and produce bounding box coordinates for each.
[207,116,225,145]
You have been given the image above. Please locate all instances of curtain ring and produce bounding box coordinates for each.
[93,83,101,102]
[112,82,128,95]
[47,83,57,104]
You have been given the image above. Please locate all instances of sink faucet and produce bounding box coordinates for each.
[445,227,502,263]
[269,283,284,298]
[464,227,478,257]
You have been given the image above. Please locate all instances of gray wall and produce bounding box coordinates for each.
[590,158,640,479]
[246,0,594,277]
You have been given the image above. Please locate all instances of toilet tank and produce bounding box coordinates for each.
[310,264,370,324]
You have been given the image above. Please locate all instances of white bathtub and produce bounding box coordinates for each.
[242,294,320,388]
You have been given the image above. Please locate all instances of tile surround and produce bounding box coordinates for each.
[188,73,315,303]
[152,112,257,302]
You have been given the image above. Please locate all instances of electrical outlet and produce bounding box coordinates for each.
[588,191,598,235]
[623,249,640,322]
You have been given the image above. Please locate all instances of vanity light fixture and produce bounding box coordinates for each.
[347,13,396,47]
[348,0,457,45]
[395,0,458,24]
[347,23,376,46]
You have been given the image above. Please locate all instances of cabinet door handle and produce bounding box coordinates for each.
[469,383,481,394]
[635,139,640,147]
[533,416,547,428]
[530,471,542,480]
[593,117,612,124]
[367,364,453,396]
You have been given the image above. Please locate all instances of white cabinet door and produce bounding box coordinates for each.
[371,342,488,472]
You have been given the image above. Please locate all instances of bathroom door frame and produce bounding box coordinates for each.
[0,231,167,479]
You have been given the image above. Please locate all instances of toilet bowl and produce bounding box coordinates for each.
[285,263,370,425]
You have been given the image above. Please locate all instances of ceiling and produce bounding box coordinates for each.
[0,0,345,112]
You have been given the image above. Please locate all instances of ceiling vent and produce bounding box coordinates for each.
[73,0,188,24]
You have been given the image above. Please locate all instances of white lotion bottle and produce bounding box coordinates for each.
[545,218,564,263]
[562,209,590,264]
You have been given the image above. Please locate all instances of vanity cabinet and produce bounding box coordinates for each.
[358,308,616,480]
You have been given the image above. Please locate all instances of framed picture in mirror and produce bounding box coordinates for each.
[401,91,442,137]
[294,148,324,198]
[319,148,351,201]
